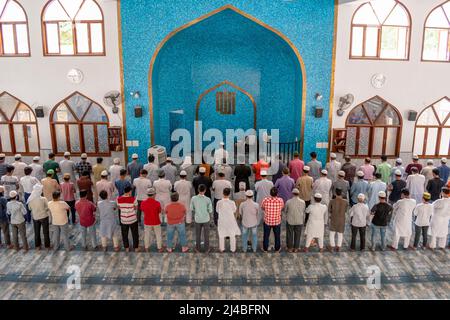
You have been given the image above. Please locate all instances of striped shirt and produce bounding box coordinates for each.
[117,195,138,225]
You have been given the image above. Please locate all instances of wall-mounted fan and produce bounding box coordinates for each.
[336,94,354,116]
[103,90,121,114]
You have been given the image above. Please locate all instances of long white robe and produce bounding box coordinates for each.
[217,199,241,237]
[326,160,342,183]
[367,180,387,210]
[429,198,450,238]
[305,203,327,238]
[406,174,425,203]
[153,178,172,210]
[393,198,416,237]
[312,177,332,205]
[174,179,193,222]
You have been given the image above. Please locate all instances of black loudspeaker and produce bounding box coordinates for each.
[35,106,45,118]
[134,105,143,118]
[315,107,324,118]
[408,111,418,121]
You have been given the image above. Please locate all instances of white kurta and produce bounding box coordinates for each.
[217,199,241,237]
[153,178,172,210]
[312,177,332,205]
[429,198,450,238]
[326,160,342,183]
[305,203,327,238]
[367,180,387,210]
[393,198,416,237]
[174,179,193,222]
[406,174,426,203]
[414,203,433,227]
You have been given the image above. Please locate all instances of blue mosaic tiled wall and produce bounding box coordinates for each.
[120,0,335,164]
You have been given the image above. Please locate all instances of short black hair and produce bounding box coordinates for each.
[223,188,231,197]
[198,184,206,193]
[82,171,90,177]
[381,155,387,162]
[120,169,127,176]
[270,187,278,197]
[401,188,410,196]
[375,172,382,179]
[79,190,88,198]
[218,172,225,177]
[52,191,61,200]
[48,153,55,158]
[411,167,419,173]
[97,157,103,164]
[432,168,440,176]
[24,166,33,176]
[310,152,317,158]
[99,190,108,200]
[335,188,342,196]
[141,169,148,175]
[148,154,155,163]
[6,165,14,173]
[314,196,322,203]
[124,186,132,194]
[171,192,179,202]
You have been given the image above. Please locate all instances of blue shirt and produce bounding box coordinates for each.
[350,179,369,204]
[438,165,449,184]
[115,179,132,197]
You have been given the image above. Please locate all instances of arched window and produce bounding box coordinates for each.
[422,1,450,62]
[413,97,450,158]
[42,0,104,56]
[346,96,402,157]
[50,92,110,156]
[0,92,40,155]
[350,0,411,60]
[0,0,30,56]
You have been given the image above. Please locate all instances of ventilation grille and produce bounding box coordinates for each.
[216,91,236,115]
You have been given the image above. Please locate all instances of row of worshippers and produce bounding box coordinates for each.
[1,170,448,252]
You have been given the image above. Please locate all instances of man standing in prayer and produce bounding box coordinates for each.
[359,157,375,181]
[60,173,76,225]
[274,167,295,204]
[174,170,193,224]
[117,185,140,252]
[304,193,327,253]
[369,191,392,251]
[307,152,322,181]
[312,169,332,206]
[255,170,273,222]
[270,155,287,183]
[429,187,450,250]
[350,171,369,206]
[390,158,405,182]
[421,160,436,186]
[109,158,123,184]
[212,171,232,226]
[140,187,163,252]
[19,166,39,223]
[426,168,445,202]
[0,186,11,249]
[217,188,241,253]
[326,153,341,183]
[12,154,27,180]
[239,189,259,253]
[214,142,229,165]
[388,169,407,204]
[253,155,270,183]
[27,184,51,250]
[30,156,44,182]
[406,167,426,203]
[133,169,152,225]
[332,170,350,200]
[75,190,98,251]
[75,153,92,178]
[341,156,356,187]
[96,170,115,200]
[405,155,422,176]
[43,153,60,182]
[179,155,195,182]
[367,173,387,210]
[193,166,212,198]
[214,157,233,182]
[165,192,189,253]
[261,187,284,252]
[349,193,370,251]
[377,155,392,184]
[153,170,172,224]
[288,152,304,183]
[127,153,143,183]
[413,192,432,249]
[41,169,60,201]
[296,166,313,208]
[328,188,348,252]
[0,153,9,178]
[388,188,416,251]
[93,157,106,185]
[48,191,71,252]
[97,190,120,252]
[285,188,305,252]
[7,190,28,252]
[437,158,449,184]
[77,171,94,202]
[233,158,252,191]
[161,157,178,185]
[59,152,76,183]
[143,154,159,183]
[190,184,212,253]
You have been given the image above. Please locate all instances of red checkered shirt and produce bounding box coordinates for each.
[261,196,284,226]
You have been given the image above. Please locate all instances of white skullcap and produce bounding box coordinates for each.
[180,170,187,176]
[245,190,254,197]
[357,171,365,177]
[9,190,17,198]
[64,151,71,156]
[330,153,337,159]
[303,166,310,171]
[33,156,40,161]
[132,153,138,159]
[199,166,206,173]
[396,158,403,164]
[442,158,448,164]
[292,188,300,194]
[0,153,5,158]
[378,191,386,198]
[14,154,21,159]
[412,154,419,160]
[427,159,434,165]
[395,169,402,176]
[101,170,108,177]
[113,158,120,164]
[321,169,328,175]
[357,193,365,200]
[260,170,268,176]
[81,153,88,159]
[338,170,345,177]
[314,193,322,199]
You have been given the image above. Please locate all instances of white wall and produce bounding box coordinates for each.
[333,0,450,163]
[0,0,122,165]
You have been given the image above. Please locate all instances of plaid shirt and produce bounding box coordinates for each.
[76,161,92,177]
[261,196,284,226]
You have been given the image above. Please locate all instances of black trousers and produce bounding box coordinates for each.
[33,217,50,248]
[121,222,139,249]
[413,225,429,248]
[263,223,281,251]
[65,200,76,224]
[286,223,303,249]
[0,222,11,245]
[195,222,210,252]
[350,225,366,250]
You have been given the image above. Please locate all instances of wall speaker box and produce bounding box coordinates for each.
[35,106,45,118]
[134,106,143,118]
[408,111,418,121]
[315,107,323,118]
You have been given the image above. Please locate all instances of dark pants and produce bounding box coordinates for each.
[413,225,429,248]
[11,222,27,250]
[24,192,32,223]
[286,223,302,249]
[0,222,11,245]
[304,201,311,224]
[213,198,220,226]
[121,222,139,249]
[137,200,143,225]
[351,225,366,250]
[33,217,50,248]
[195,222,210,252]
[65,200,76,224]
[263,223,281,251]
